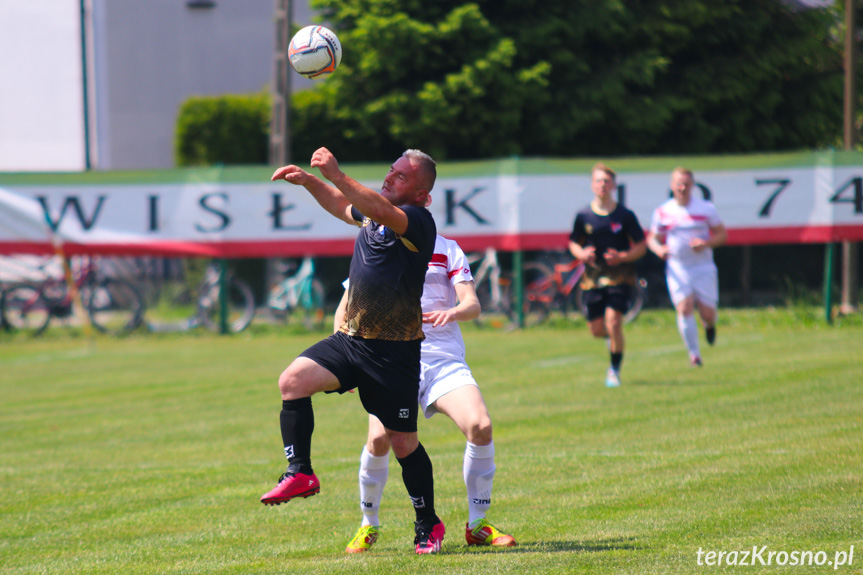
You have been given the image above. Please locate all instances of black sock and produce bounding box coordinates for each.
[610,352,623,371]
[280,398,314,475]
[396,442,436,524]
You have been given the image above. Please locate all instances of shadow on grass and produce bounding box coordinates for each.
[456,537,641,554]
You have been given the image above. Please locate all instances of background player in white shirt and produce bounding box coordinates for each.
[647,167,727,366]
[337,234,516,553]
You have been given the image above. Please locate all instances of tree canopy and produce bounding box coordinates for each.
[290,0,847,162]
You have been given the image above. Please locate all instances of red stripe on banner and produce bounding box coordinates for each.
[0,239,358,258]
[1,225,861,257]
[726,225,863,244]
[444,225,863,250]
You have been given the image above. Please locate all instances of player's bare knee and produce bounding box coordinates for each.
[467,417,493,445]
[677,299,695,316]
[277,367,302,399]
[366,433,392,457]
[699,307,716,325]
[388,432,419,459]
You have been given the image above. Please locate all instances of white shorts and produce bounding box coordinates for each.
[666,262,718,308]
[418,355,478,419]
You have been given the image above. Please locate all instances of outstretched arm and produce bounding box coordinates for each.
[311,147,410,234]
[271,164,355,225]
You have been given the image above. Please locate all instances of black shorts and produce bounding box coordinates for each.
[581,285,632,322]
[299,331,422,433]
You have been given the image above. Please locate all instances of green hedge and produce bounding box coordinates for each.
[175,93,270,167]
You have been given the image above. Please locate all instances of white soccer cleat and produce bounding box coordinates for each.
[605,367,621,388]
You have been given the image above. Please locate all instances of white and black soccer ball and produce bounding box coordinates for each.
[288,25,342,80]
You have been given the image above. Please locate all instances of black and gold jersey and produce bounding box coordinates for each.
[570,203,645,289]
[339,204,436,341]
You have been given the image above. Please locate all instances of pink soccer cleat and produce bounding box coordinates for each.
[260,471,320,505]
[414,517,445,554]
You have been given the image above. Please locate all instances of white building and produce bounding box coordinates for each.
[0,0,315,172]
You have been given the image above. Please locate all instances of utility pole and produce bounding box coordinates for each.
[267,0,292,295]
[80,0,92,170]
[270,0,292,167]
[842,0,859,315]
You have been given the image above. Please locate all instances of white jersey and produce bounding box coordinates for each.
[650,195,723,270]
[342,235,477,418]
[420,235,473,360]
[343,235,473,360]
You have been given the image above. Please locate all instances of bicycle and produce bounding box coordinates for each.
[0,256,145,336]
[194,263,256,333]
[146,261,256,334]
[266,256,326,329]
[522,254,646,326]
[466,247,514,328]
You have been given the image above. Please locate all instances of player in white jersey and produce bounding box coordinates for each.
[647,167,727,366]
[337,234,516,552]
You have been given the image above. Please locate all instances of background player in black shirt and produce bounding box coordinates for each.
[569,163,646,387]
[263,147,446,554]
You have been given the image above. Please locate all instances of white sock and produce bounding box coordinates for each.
[677,313,700,358]
[464,441,496,525]
[358,446,389,527]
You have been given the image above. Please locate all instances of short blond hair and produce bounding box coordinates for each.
[672,166,693,179]
[592,162,616,182]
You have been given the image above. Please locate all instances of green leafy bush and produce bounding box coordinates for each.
[175,93,270,166]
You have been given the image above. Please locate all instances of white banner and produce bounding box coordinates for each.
[1,160,862,257]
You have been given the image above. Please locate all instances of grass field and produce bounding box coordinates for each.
[2,308,861,574]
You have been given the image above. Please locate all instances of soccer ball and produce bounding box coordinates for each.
[288,25,342,80]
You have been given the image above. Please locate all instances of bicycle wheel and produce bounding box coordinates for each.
[198,276,255,333]
[623,278,647,324]
[266,281,290,324]
[87,278,145,334]
[520,262,554,327]
[474,273,514,328]
[1,283,52,335]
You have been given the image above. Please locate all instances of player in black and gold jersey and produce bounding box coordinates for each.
[569,163,646,388]
[262,147,445,554]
